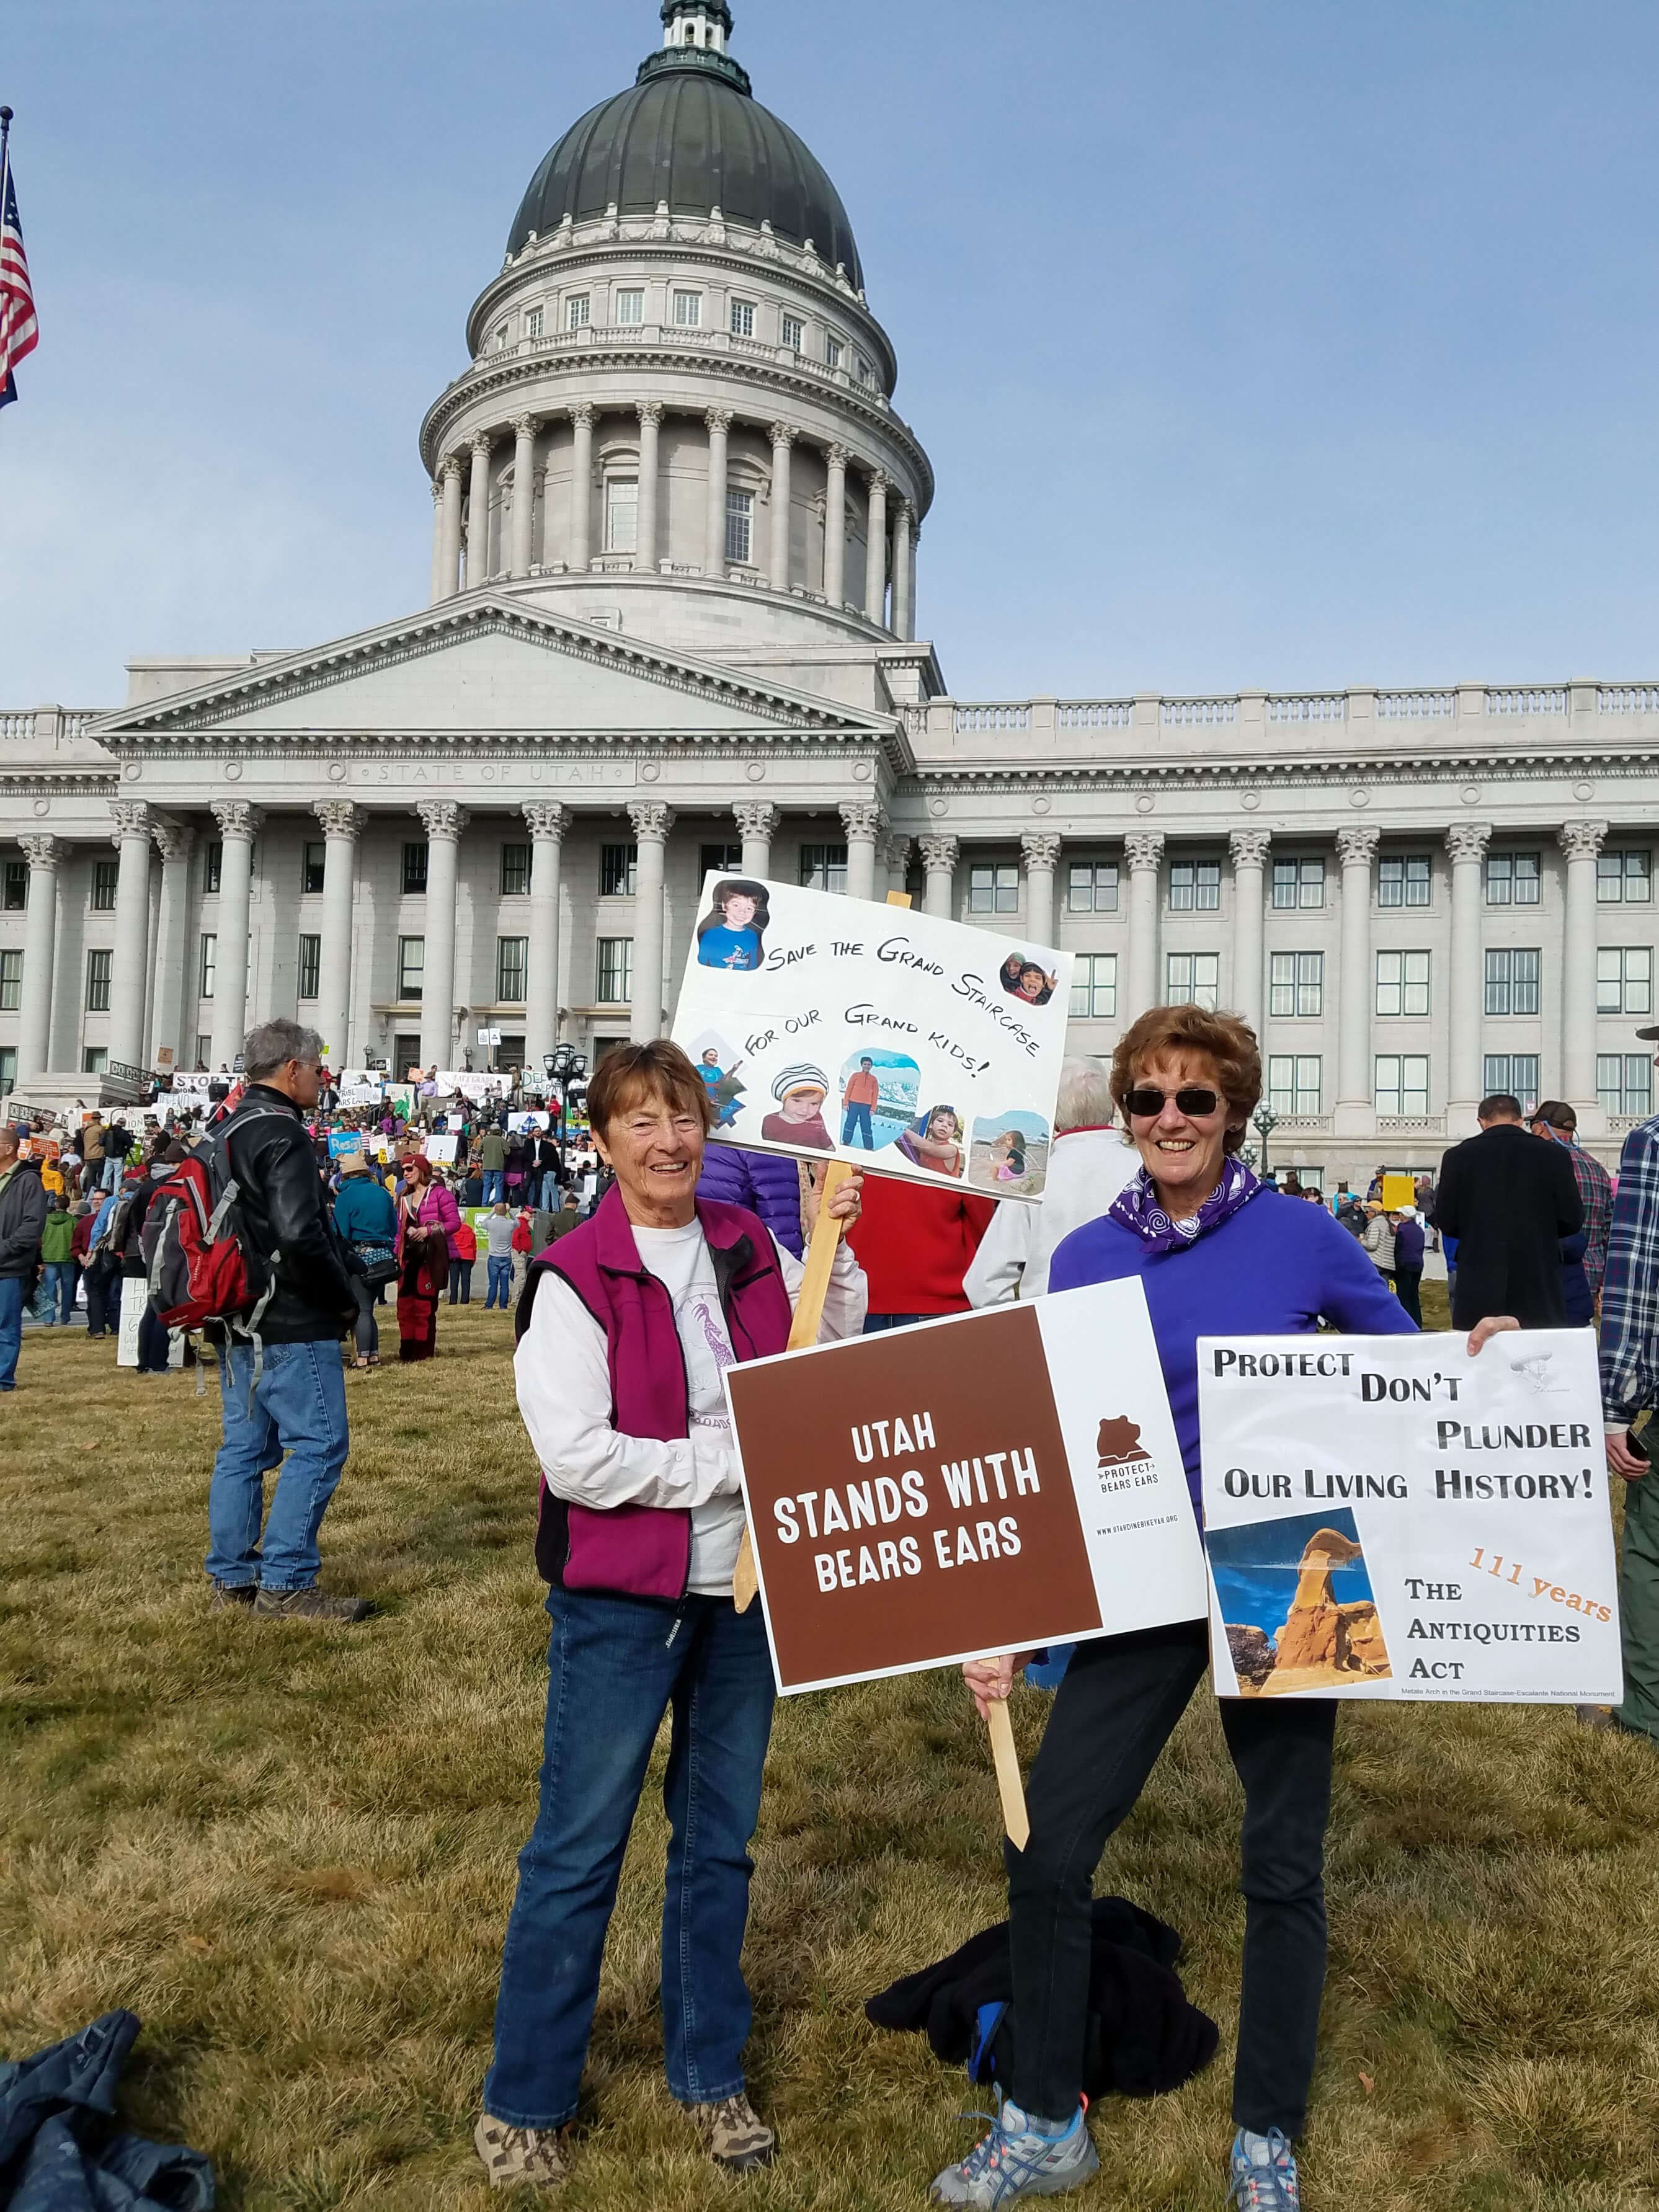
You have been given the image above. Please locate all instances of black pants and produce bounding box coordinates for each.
[1008,1618,1335,2138]
[448,1259,471,1305]
[350,1276,381,1359]
[136,1302,172,1374]
[84,1266,116,1338]
[1395,1266,1423,1326]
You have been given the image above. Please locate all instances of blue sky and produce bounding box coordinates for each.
[4,1,1659,706]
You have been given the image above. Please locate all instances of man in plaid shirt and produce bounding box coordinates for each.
[1530,1100,1614,1300]
[1599,1029,1659,1746]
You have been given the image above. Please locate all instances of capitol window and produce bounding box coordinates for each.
[1376,949,1430,1017]
[799,844,848,894]
[1485,947,1540,1016]
[606,477,639,554]
[1598,849,1651,902]
[297,935,321,1002]
[1270,951,1323,1018]
[1486,851,1540,905]
[597,938,633,1004]
[2,859,26,910]
[1599,1054,1653,1117]
[1485,1055,1540,1114]
[781,313,804,351]
[499,843,530,897]
[497,937,528,1003]
[615,288,645,326]
[0,949,20,1011]
[1069,954,1116,1021]
[1378,854,1431,908]
[672,290,703,328]
[1598,946,1653,1016]
[398,937,425,1001]
[1165,952,1219,1010]
[566,293,591,332]
[86,948,112,1013]
[92,859,118,912]
[726,487,754,565]
[403,842,429,895]
[525,306,544,340]
[1168,859,1220,912]
[302,841,326,895]
[601,843,638,897]
[1268,1055,1322,1116]
[1271,858,1324,910]
[969,862,1018,915]
[1374,1055,1430,1117]
[198,935,216,1001]
[730,298,756,338]
[825,335,843,370]
[700,842,743,877]
[204,842,223,895]
[1067,860,1119,913]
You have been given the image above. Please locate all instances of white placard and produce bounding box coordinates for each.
[117,1276,146,1369]
[1199,1330,1621,1703]
[671,874,1072,1201]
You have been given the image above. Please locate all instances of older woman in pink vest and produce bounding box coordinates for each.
[476,1041,865,2193]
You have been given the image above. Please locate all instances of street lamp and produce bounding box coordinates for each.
[548,1043,589,1184]
[1252,1105,1280,1179]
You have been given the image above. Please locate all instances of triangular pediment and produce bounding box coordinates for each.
[91,597,894,745]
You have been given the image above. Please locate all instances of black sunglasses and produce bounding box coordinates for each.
[1124,1085,1222,1119]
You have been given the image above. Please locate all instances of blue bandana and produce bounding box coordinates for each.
[1107,1153,1263,1255]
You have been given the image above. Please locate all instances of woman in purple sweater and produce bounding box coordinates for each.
[936,1006,1517,2212]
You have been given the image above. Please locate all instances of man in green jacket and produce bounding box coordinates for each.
[479,1124,507,1204]
[38,1199,78,1325]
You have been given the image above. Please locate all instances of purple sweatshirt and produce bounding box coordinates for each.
[695,1143,805,1259]
[1050,1189,1416,1506]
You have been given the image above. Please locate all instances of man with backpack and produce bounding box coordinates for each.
[199,1020,368,1622]
[0,1127,48,1392]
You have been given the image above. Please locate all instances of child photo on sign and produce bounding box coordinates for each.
[897,1104,965,1178]
[836,1048,920,1152]
[967,1109,1050,1195]
[692,1034,747,1129]
[761,1065,834,1150]
[999,953,1059,1006]
[695,879,771,971]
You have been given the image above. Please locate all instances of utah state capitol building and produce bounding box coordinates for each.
[4,0,1657,1182]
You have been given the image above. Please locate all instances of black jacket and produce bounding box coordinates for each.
[0,1159,47,1282]
[1433,1121,1583,1330]
[221,1085,356,1343]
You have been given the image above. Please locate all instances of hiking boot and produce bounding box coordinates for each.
[210,1581,256,1610]
[689,2092,776,2172]
[254,1586,372,1622]
[473,2114,571,2192]
[1229,2128,1301,2211]
[930,2099,1096,2205]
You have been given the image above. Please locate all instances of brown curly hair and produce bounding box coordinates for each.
[1110,1005,1262,1155]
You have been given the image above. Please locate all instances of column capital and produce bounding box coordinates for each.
[839,801,884,841]
[152,820,196,865]
[313,800,366,840]
[522,802,572,841]
[638,399,664,428]
[768,420,797,450]
[918,832,959,869]
[416,801,469,842]
[108,799,151,840]
[1335,824,1380,868]
[705,406,734,433]
[732,801,779,839]
[825,441,850,469]
[896,495,915,525]
[432,478,444,505]
[1228,827,1272,868]
[1123,830,1165,873]
[628,802,675,845]
[512,413,538,440]
[867,466,891,494]
[887,835,914,874]
[1444,820,1493,865]
[469,430,494,458]
[440,451,466,482]
[570,400,596,429]
[211,801,264,842]
[1020,831,1062,868]
[1558,818,1610,861]
[18,832,64,867]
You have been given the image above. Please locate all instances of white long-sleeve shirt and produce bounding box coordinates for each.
[515,1220,867,1595]
[964,1126,1141,1306]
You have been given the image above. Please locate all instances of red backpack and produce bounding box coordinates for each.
[145,1108,293,1343]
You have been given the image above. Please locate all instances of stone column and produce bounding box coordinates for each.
[1124,832,1165,1020]
[887,836,914,899]
[628,804,674,1044]
[416,802,468,1069]
[15,835,63,1080]
[1560,820,1610,1114]
[1335,825,1380,1122]
[1228,828,1271,1037]
[466,434,492,588]
[840,802,883,904]
[768,423,795,591]
[313,801,364,1065]
[864,468,889,626]
[141,853,162,1070]
[1020,832,1062,949]
[429,481,446,603]
[437,453,464,602]
[210,802,263,1069]
[733,801,778,880]
[151,822,195,1077]
[523,803,570,1067]
[636,402,662,572]
[1446,822,1493,1127]
[509,415,538,579]
[704,408,732,575]
[569,402,595,571]
[892,500,915,642]
[107,801,153,1073]
[824,443,848,606]
[919,832,958,919]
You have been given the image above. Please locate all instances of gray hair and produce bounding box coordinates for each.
[243,1019,326,1082]
[1054,1057,1117,1137]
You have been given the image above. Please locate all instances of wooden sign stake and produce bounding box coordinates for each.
[986,1697,1031,1849]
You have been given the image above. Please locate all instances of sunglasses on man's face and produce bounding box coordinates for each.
[1124,1086,1222,1120]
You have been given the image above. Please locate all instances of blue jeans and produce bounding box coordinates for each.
[841,1101,874,1148]
[0,1276,22,1389]
[205,1339,350,1591]
[486,1255,514,1308]
[41,1261,78,1325]
[485,1588,776,2128]
[482,1169,504,1203]
[862,1312,927,1333]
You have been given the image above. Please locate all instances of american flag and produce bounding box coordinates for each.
[1,151,39,411]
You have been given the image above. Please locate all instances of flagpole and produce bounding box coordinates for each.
[0,109,12,229]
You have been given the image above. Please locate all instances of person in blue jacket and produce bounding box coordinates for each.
[694,1142,804,1259]
[332,1152,398,1368]
[695,881,770,972]
[935,1005,1519,2212]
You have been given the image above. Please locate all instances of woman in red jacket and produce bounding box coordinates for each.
[396,1159,460,1361]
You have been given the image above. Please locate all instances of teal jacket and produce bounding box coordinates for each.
[332,1178,397,1250]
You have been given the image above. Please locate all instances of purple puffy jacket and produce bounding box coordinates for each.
[695,1144,805,1258]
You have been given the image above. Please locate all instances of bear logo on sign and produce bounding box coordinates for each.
[1096,1416,1153,1470]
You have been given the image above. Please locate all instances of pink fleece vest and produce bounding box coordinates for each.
[525,1185,794,1601]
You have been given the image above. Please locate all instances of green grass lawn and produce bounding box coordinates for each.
[4,1298,1658,2211]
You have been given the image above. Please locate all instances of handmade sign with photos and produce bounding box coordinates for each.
[671,874,1072,1202]
[1199,1329,1621,1703]
[723,1279,1208,1694]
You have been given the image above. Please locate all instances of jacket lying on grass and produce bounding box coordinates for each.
[865,1896,1219,2101]
[0,2008,215,2210]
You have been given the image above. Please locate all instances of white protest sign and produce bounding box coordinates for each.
[1199,1329,1621,1703]
[672,874,1072,1201]
[724,1279,1208,1694]
[169,1073,211,1095]
[425,1134,459,1165]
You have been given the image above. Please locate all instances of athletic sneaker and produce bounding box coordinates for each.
[688,2092,776,2170]
[1229,2128,1301,2210]
[254,1586,372,1622]
[473,2114,570,2191]
[930,2098,1098,2205]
